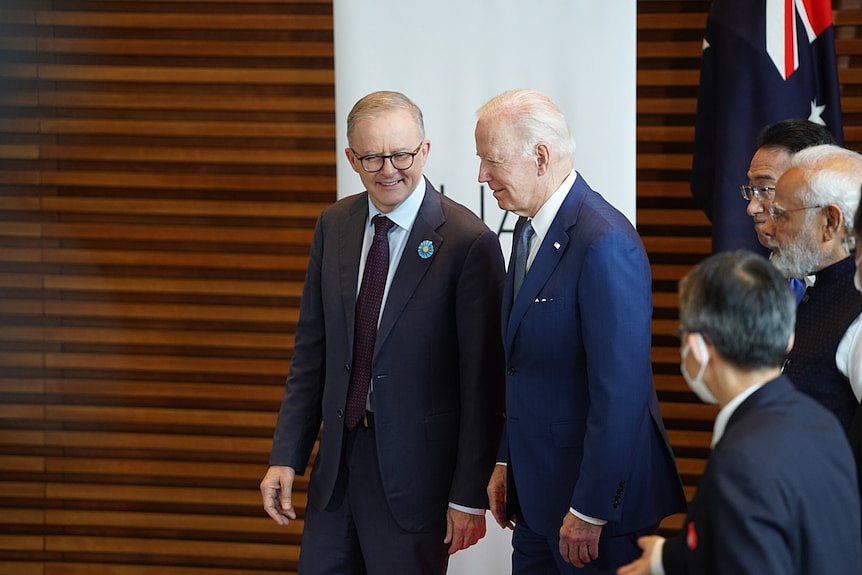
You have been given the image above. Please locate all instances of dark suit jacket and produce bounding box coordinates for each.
[269,179,506,533]
[500,174,685,541]
[663,376,861,575]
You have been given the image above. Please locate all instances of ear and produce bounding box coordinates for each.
[822,204,844,241]
[535,143,550,176]
[786,331,795,354]
[686,332,710,364]
[345,148,361,175]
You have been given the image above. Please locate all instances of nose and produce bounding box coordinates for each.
[478,160,491,183]
[746,197,763,217]
[379,156,398,176]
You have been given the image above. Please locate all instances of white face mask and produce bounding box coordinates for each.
[680,333,717,404]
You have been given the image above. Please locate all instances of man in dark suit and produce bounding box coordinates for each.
[618,251,862,575]
[260,91,505,574]
[475,89,686,575]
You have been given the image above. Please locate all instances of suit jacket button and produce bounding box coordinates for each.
[337,409,344,418]
[507,367,516,375]
[344,364,350,372]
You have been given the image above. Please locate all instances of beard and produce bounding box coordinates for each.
[769,227,827,279]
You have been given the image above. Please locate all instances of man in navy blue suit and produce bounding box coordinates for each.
[261,91,506,574]
[475,89,686,575]
[618,251,862,575]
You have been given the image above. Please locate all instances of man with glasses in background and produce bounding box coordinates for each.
[741,119,835,255]
[260,91,506,574]
[765,144,862,432]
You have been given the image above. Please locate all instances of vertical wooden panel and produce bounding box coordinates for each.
[0,1,333,573]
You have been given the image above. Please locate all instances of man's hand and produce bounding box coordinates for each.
[487,464,514,529]
[617,535,664,575]
[260,465,297,525]
[443,508,486,555]
[559,512,602,567]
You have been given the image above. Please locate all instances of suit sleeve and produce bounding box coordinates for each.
[703,450,793,574]
[449,227,506,507]
[571,229,655,521]
[268,214,327,472]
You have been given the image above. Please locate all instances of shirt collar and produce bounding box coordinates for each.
[367,176,426,231]
[711,381,767,448]
[528,170,577,243]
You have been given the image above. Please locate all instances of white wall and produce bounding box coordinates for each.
[334,2,635,572]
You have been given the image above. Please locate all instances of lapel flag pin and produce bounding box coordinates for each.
[686,521,699,550]
[553,241,561,250]
[418,240,434,259]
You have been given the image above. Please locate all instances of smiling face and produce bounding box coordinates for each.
[745,146,793,248]
[346,108,429,213]
[475,116,544,217]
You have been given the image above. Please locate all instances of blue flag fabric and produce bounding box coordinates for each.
[691,0,844,254]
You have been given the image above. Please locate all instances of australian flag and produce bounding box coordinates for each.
[691,0,843,254]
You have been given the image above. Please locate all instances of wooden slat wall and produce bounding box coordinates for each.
[637,1,713,534]
[0,1,333,573]
[3,1,862,573]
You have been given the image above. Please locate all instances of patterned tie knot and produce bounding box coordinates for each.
[374,215,395,237]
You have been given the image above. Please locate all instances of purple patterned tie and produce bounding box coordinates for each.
[345,215,395,429]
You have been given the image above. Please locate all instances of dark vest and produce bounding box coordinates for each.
[784,256,862,430]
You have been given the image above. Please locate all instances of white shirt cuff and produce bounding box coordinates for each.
[569,508,607,525]
[449,502,485,515]
[650,537,666,575]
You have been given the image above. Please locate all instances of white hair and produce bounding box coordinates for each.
[789,144,862,237]
[476,89,576,160]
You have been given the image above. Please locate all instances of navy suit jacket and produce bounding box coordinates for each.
[663,376,862,575]
[269,180,506,532]
[500,174,685,540]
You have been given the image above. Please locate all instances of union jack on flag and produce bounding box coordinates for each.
[691,0,843,254]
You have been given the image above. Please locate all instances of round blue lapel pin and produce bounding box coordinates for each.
[417,240,434,259]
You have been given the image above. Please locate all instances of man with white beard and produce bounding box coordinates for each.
[768,144,862,431]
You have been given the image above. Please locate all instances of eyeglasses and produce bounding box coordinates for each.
[767,204,824,222]
[739,185,775,202]
[351,143,423,173]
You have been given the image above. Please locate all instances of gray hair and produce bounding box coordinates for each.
[476,89,576,160]
[789,144,862,239]
[679,251,795,370]
[347,91,425,145]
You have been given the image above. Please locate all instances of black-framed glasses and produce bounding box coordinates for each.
[767,204,824,223]
[739,185,775,202]
[351,143,423,173]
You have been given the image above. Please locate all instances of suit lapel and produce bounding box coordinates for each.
[339,195,370,354]
[375,181,444,356]
[505,177,587,351]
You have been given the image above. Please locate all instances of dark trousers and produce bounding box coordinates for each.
[512,514,654,575]
[297,423,448,575]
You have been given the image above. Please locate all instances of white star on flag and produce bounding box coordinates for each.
[808,99,826,125]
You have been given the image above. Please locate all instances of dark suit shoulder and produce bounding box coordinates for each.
[317,192,367,222]
[713,381,855,490]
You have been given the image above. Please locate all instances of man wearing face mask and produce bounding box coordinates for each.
[618,251,861,575]
[767,144,862,431]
